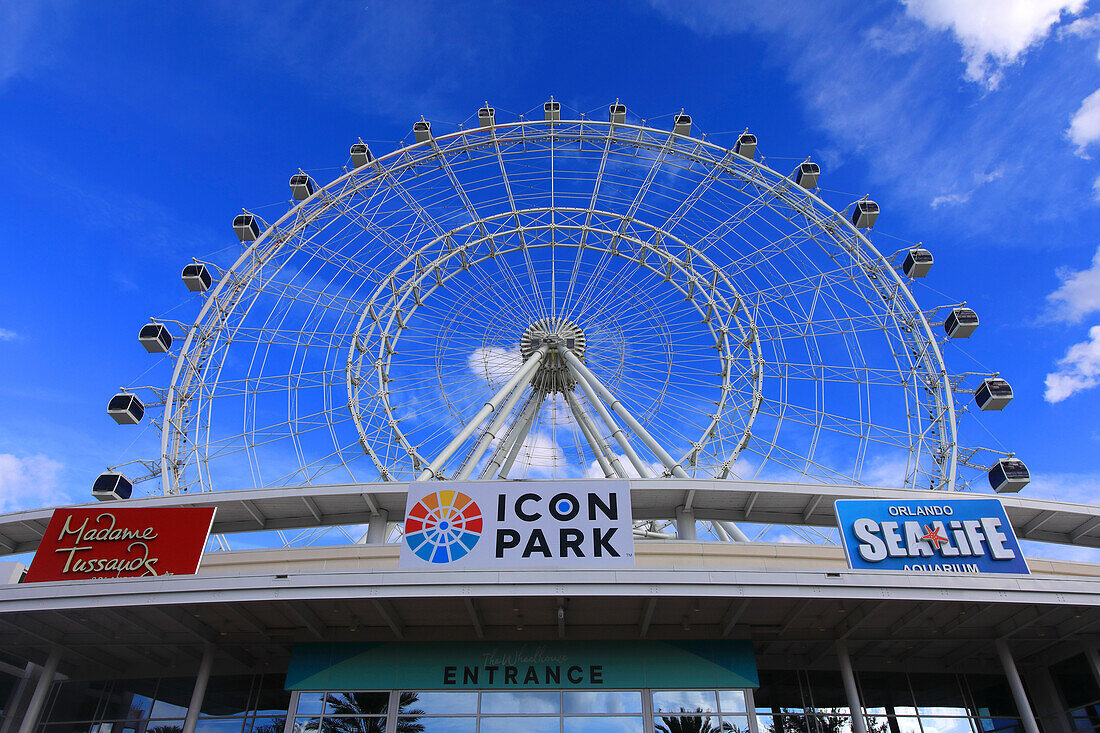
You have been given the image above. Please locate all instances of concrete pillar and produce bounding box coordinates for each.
[182,643,215,733]
[996,639,1041,733]
[1023,666,1074,733]
[16,646,61,733]
[366,509,390,545]
[675,507,696,540]
[836,640,868,733]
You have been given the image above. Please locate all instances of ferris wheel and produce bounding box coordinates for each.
[100,100,1027,545]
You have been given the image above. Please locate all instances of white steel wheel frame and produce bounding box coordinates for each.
[139,112,959,549]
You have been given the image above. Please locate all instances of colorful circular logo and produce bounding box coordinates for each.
[404,490,483,564]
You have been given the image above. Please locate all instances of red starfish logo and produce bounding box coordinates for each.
[921,524,948,550]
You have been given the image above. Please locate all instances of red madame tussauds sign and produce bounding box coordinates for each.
[24,507,216,582]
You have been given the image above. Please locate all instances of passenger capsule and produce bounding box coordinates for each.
[182,263,212,292]
[988,458,1029,493]
[350,142,374,169]
[289,173,316,201]
[903,248,933,278]
[233,213,260,242]
[413,119,432,143]
[735,132,757,160]
[609,102,626,124]
[795,162,820,189]
[851,201,880,228]
[107,393,144,425]
[138,322,172,354]
[975,378,1013,411]
[92,471,133,501]
[945,307,979,338]
[478,106,495,127]
[544,100,561,121]
[673,113,691,136]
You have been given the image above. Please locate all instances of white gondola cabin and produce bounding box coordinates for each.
[233,213,260,242]
[851,201,880,228]
[975,378,1013,411]
[92,472,133,501]
[988,458,1029,493]
[945,307,979,338]
[795,162,820,189]
[609,103,626,124]
[735,133,757,160]
[138,323,171,354]
[673,114,692,136]
[413,120,432,143]
[107,393,144,425]
[903,249,933,278]
[182,263,212,292]
[350,143,374,168]
[544,101,561,121]
[289,174,316,201]
[478,107,495,127]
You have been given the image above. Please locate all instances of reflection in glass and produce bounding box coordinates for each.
[397,717,476,733]
[324,692,389,717]
[719,692,747,714]
[199,675,254,718]
[296,694,325,715]
[152,678,197,719]
[919,718,975,733]
[250,716,289,733]
[292,719,322,733]
[654,692,719,714]
[721,716,750,733]
[564,716,645,732]
[402,692,478,715]
[147,720,186,733]
[194,719,249,733]
[479,716,559,733]
[318,717,384,733]
[480,691,561,714]
[654,713,726,733]
[564,691,643,714]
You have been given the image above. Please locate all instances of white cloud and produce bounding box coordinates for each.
[467,346,521,388]
[585,454,664,479]
[1069,88,1100,155]
[1094,173,1100,201]
[903,0,1087,88]
[0,453,66,512]
[930,191,971,208]
[0,328,16,341]
[1045,324,1100,402]
[861,455,910,488]
[1047,245,1100,322]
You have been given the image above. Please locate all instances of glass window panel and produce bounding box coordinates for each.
[756,671,806,713]
[965,676,1019,718]
[148,722,186,733]
[919,718,974,733]
[322,718,384,733]
[805,673,849,713]
[480,691,561,714]
[655,713,719,733]
[398,717,477,733]
[194,719,247,733]
[45,679,111,722]
[765,711,808,733]
[1050,655,1100,710]
[40,726,97,733]
[251,675,290,716]
[479,717,559,733]
[400,691,478,715]
[722,715,751,733]
[564,717,645,733]
[248,716,288,733]
[152,678,195,719]
[719,691,747,714]
[976,720,1021,733]
[857,673,914,712]
[896,717,923,733]
[296,693,326,715]
[909,675,966,711]
[807,716,853,733]
[324,692,389,716]
[564,691,642,714]
[1070,709,1100,733]
[199,675,254,718]
[653,691,719,714]
[101,679,159,720]
[291,718,322,733]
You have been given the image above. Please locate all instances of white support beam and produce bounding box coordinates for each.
[496,390,547,478]
[182,643,215,733]
[565,388,620,478]
[997,639,1041,733]
[16,646,61,733]
[562,356,650,477]
[456,360,540,480]
[837,640,868,733]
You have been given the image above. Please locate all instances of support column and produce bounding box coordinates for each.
[675,507,697,540]
[996,639,1041,733]
[365,509,389,545]
[16,646,61,733]
[182,643,215,733]
[837,641,868,733]
[564,388,618,479]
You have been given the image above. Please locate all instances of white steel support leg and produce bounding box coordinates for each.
[837,641,868,733]
[497,389,547,478]
[418,346,549,480]
[16,646,61,733]
[483,389,544,478]
[562,357,652,478]
[997,639,1041,733]
[456,364,541,480]
[183,643,216,733]
[564,388,620,478]
[718,520,749,542]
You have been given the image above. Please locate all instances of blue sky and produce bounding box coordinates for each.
[2,1,1100,558]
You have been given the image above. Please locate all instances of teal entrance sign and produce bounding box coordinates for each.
[287,640,758,690]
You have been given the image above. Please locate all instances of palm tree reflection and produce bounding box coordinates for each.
[657,707,745,733]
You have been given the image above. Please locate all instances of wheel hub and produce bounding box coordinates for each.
[520,317,587,393]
